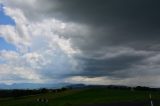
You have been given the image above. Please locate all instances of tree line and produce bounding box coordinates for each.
[0,87,68,98]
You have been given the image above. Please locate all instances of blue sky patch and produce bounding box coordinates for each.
[0,37,17,51]
[0,4,15,25]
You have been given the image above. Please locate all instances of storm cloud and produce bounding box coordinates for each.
[0,0,160,87]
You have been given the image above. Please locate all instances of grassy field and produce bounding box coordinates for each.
[0,88,160,106]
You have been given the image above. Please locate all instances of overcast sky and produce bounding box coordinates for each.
[0,0,160,87]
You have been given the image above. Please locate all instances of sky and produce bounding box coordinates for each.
[0,0,160,87]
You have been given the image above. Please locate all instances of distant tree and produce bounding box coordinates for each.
[61,87,67,91]
[40,88,48,93]
[135,86,150,91]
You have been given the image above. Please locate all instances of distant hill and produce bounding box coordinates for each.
[1,83,160,90]
[0,83,69,89]
[66,84,86,89]
[66,84,129,89]
[65,84,160,91]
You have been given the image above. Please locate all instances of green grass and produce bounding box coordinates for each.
[0,88,160,106]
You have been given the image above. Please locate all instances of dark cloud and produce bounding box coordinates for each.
[3,0,160,84]
[47,0,160,78]
[18,0,160,49]
[73,52,148,78]
[29,0,158,57]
